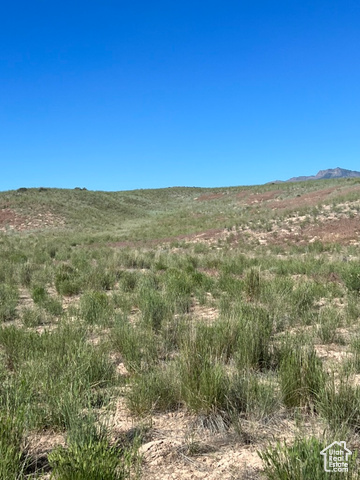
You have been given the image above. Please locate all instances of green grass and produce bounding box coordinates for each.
[259,436,358,480]
[110,316,160,373]
[126,366,180,416]
[0,283,18,322]
[0,323,117,431]
[80,290,113,325]
[0,413,29,479]
[1,179,360,477]
[279,343,326,410]
[317,377,360,436]
[48,413,141,480]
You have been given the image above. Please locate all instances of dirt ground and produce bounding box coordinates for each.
[0,207,65,232]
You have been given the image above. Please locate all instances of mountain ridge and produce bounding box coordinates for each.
[272,167,360,183]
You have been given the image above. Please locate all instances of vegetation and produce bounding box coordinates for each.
[0,178,360,477]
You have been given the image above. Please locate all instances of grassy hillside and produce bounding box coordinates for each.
[1,177,360,240]
[0,179,360,479]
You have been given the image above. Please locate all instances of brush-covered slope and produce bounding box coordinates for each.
[0,177,360,246]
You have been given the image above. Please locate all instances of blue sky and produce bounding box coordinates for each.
[1,1,360,191]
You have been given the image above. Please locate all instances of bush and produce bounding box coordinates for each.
[218,274,243,299]
[0,323,116,431]
[291,282,316,317]
[189,319,240,364]
[30,285,63,316]
[49,411,141,478]
[0,325,38,370]
[350,334,360,372]
[317,307,342,344]
[111,292,132,315]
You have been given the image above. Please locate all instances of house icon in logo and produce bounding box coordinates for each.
[320,441,352,473]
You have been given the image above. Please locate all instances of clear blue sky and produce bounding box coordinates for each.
[1,1,360,191]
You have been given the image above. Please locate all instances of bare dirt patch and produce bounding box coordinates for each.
[269,185,360,210]
[108,391,304,480]
[25,431,65,477]
[302,217,360,244]
[190,302,219,323]
[249,213,360,247]
[242,190,282,205]
[0,208,27,231]
[134,409,267,480]
[0,208,65,232]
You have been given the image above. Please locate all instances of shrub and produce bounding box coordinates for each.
[291,282,316,317]
[85,268,116,291]
[0,325,38,370]
[0,323,116,431]
[29,285,62,317]
[184,319,240,364]
[350,334,360,372]
[49,410,141,479]
[161,315,190,354]
[346,294,360,324]
[218,274,243,299]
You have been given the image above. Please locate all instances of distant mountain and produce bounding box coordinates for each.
[271,167,360,184]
